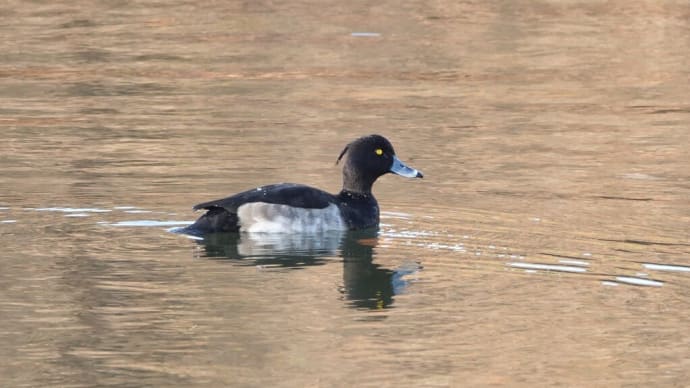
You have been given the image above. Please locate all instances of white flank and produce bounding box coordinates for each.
[237,203,346,233]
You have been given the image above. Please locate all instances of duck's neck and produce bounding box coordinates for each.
[341,170,375,195]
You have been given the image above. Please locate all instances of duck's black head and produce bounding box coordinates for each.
[336,134,423,194]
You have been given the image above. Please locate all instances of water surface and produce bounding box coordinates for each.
[1,1,689,386]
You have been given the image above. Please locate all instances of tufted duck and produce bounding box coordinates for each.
[182,134,422,234]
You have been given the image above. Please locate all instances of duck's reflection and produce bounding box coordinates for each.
[193,229,418,310]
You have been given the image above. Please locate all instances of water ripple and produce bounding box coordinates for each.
[507,262,588,273]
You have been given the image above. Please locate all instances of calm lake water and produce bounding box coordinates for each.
[2,1,689,386]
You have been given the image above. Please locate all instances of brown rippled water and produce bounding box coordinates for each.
[1,1,689,387]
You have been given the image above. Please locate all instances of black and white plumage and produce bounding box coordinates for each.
[182,134,423,235]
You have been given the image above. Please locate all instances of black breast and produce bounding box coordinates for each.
[337,191,380,230]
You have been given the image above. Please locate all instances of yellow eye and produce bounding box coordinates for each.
[375,148,383,156]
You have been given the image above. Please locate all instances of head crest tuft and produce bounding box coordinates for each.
[336,144,350,165]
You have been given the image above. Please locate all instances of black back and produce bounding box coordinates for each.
[192,183,335,212]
